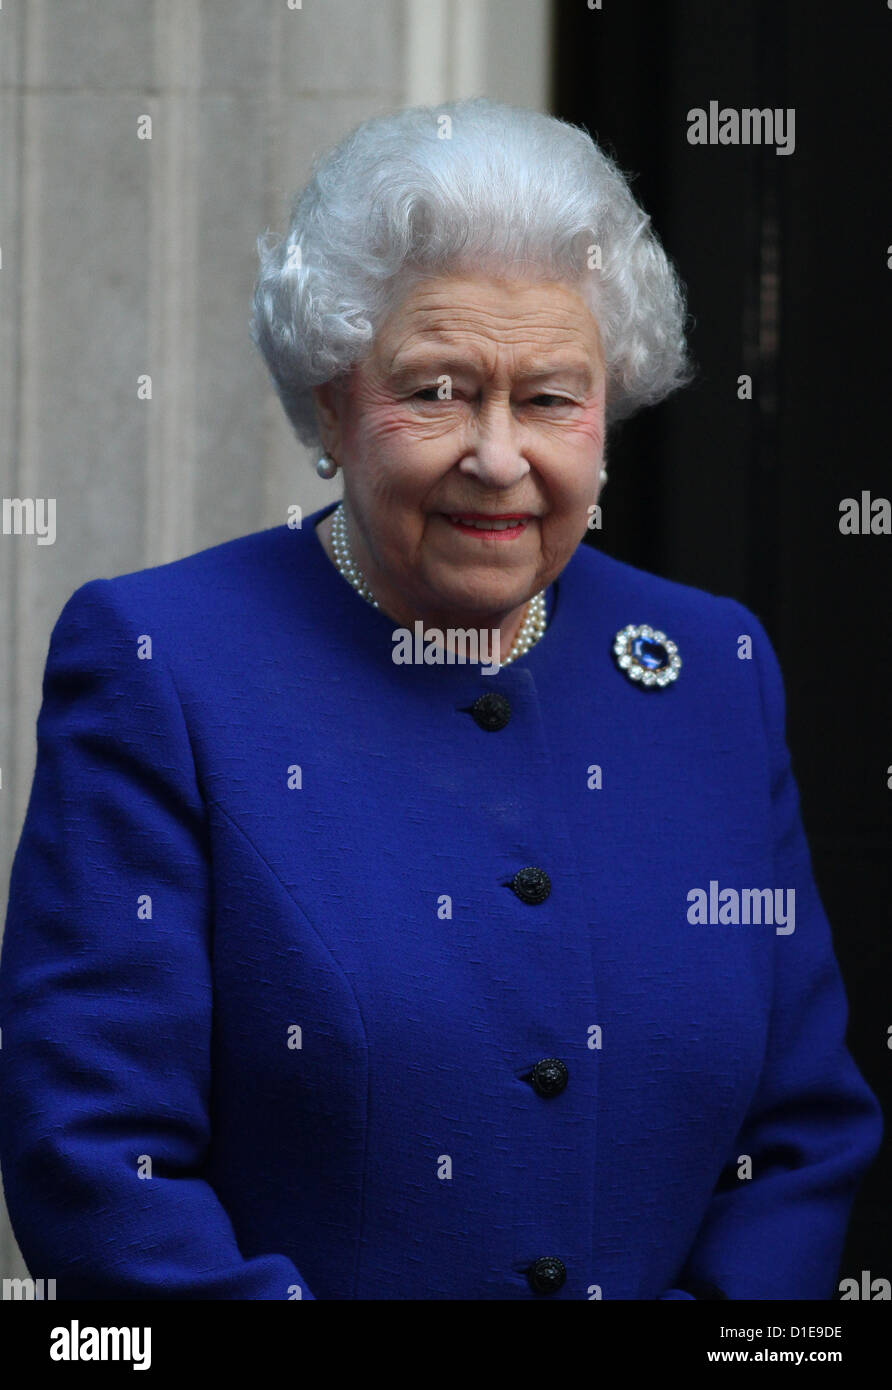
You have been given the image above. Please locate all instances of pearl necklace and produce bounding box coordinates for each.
[329,502,547,667]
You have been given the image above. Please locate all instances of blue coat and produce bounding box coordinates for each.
[0,502,881,1300]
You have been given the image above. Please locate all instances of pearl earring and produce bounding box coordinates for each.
[599,468,608,484]
[316,453,338,480]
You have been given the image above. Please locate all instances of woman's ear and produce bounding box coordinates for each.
[312,381,343,458]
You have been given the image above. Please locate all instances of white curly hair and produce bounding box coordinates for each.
[250,97,693,450]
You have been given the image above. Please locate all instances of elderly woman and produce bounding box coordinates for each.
[0,98,881,1301]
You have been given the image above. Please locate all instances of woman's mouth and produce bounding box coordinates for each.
[443,513,532,539]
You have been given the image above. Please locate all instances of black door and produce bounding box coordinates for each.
[554,0,890,1288]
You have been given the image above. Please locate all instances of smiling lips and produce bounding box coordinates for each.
[444,513,533,539]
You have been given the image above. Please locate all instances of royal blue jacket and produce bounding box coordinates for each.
[0,502,882,1299]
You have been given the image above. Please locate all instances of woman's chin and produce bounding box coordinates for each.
[418,578,535,629]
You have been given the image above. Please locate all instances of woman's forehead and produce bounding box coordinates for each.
[374,274,605,370]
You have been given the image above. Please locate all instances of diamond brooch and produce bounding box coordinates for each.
[612,624,682,689]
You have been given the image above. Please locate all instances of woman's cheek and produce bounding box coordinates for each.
[358,402,462,454]
[564,403,605,454]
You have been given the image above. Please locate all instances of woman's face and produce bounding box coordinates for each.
[313,272,607,630]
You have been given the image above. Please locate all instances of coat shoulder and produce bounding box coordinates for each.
[99,522,300,602]
[568,541,756,632]
[54,521,315,639]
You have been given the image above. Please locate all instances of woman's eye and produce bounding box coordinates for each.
[410,389,573,407]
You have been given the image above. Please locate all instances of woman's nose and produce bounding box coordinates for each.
[458,402,530,487]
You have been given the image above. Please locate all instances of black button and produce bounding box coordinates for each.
[470,692,511,731]
[527,1256,566,1294]
[530,1058,568,1097]
[509,866,551,904]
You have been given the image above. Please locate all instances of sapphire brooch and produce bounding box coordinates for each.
[612,624,681,688]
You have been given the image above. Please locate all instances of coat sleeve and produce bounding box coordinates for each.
[667,603,883,1300]
[0,578,314,1299]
